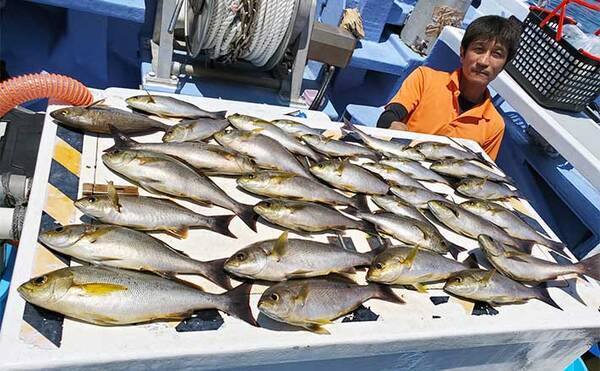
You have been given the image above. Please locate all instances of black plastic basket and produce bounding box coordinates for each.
[505,4,600,113]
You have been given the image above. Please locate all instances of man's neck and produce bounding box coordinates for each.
[459,74,486,103]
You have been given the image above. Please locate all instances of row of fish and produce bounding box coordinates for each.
[18,94,595,334]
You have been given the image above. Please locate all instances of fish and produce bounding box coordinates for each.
[456,177,519,200]
[125,94,227,119]
[460,200,565,253]
[107,127,256,176]
[162,118,230,142]
[237,171,367,210]
[302,134,378,160]
[427,200,536,253]
[367,246,470,292]
[413,141,495,167]
[361,163,424,188]
[309,159,389,195]
[224,232,381,281]
[478,235,600,282]
[74,184,235,239]
[50,105,169,135]
[350,211,452,255]
[371,195,430,224]
[228,114,321,161]
[39,224,232,289]
[270,119,322,138]
[429,159,510,184]
[18,266,257,326]
[443,268,561,310]
[257,276,404,334]
[390,185,448,209]
[101,148,257,231]
[380,158,450,185]
[342,120,425,160]
[253,199,376,234]
[214,130,311,178]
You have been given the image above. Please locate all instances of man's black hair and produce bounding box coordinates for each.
[461,15,521,62]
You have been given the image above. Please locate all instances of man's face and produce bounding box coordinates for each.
[460,38,508,86]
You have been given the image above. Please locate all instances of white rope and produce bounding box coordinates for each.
[187,0,297,67]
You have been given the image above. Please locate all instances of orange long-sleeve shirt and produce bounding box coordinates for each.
[388,66,505,160]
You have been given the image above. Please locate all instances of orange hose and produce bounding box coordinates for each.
[0,73,94,118]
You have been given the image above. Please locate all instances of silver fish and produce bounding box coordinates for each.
[343,120,425,160]
[414,141,492,165]
[237,171,365,210]
[361,163,424,188]
[224,232,380,281]
[444,268,561,310]
[50,106,169,135]
[228,114,321,161]
[254,199,375,234]
[309,159,389,195]
[371,195,430,224]
[367,246,469,291]
[460,200,565,253]
[380,158,450,185]
[214,130,311,178]
[108,128,255,176]
[302,134,378,160]
[18,266,257,325]
[258,276,404,334]
[101,149,257,231]
[39,224,232,289]
[126,95,226,119]
[352,211,450,254]
[390,185,448,209]
[427,200,535,253]
[270,119,322,138]
[456,177,519,200]
[430,159,509,183]
[478,235,600,282]
[162,118,230,142]
[74,192,235,239]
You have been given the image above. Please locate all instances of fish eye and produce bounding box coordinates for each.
[270,293,279,301]
[375,262,384,270]
[33,276,48,286]
[89,197,97,203]
[236,253,246,261]
[247,174,255,179]
[455,277,463,283]
[55,226,64,232]
[263,201,271,207]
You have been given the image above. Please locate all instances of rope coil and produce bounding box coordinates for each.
[185,0,297,67]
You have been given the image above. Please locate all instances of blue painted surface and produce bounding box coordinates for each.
[0,244,16,326]
[26,0,146,23]
[564,358,588,371]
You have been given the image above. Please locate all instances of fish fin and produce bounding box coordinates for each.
[106,124,138,152]
[143,89,156,103]
[304,324,330,335]
[576,253,600,281]
[371,283,405,304]
[294,284,310,306]
[328,273,358,284]
[167,227,189,239]
[74,283,128,296]
[338,267,357,274]
[220,283,258,326]
[202,258,233,290]
[207,214,237,238]
[287,269,313,278]
[504,249,531,263]
[349,193,371,213]
[363,244,387,262]
[538,238,567,255]
[251,128,265,134]
[412,283,428,293]
[508,198,536,219]
[209,110,228,120]
[105,181,122,212]
[85,98,107,109]
[479,269,496,286]
[448,243,466,260]
[236,204,258,232]
[513,239,535,254]
[403,246,419,269]
[535,284,563,311]
[335,160,346,176]
[269,231,289,261]
[462,253,480,269]
[358,220,379,236]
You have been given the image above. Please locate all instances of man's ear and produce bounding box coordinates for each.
[459,46,465,63]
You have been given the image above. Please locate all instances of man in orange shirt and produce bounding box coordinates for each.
[377,16,521,160]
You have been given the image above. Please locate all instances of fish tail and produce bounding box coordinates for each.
[363,244,387,262]
[350,193,371,213]
[106,125,137,152]
[206,214,237,238]
[535,284,562,311]
[220,282,259,327]
[358,220,379,236]
[236,204,258,232]
[200,258,232,290]
[514,239,535,254]
[210,111,228,120]
[369,283,405,304]
[576,253,600,281]
[448,242,466,260]
[539,238,567,255]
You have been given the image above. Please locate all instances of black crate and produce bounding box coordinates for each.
[505,9,600,112]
